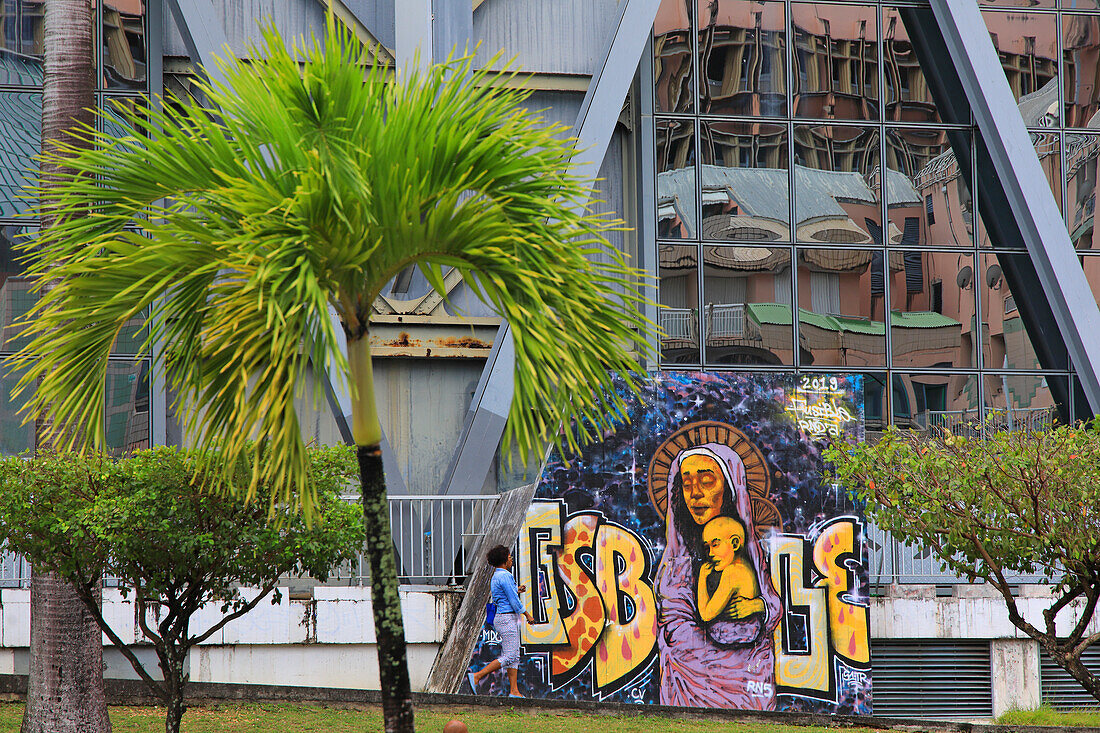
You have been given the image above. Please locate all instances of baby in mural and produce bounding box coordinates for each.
[696,516,761,624]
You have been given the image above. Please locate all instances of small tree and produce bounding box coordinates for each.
[825,424,1100,702]
[0,445,365,733]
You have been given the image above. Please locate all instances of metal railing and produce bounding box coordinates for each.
[0,494,502,590]
[865,521,1053,586]
[328,494,500,585]
[0,496,1056,589]
[923,406,1055,436]
[659,307,695,341]
[707,302,746,339]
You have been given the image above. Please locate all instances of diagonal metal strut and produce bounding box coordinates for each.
[925,0,1100,413]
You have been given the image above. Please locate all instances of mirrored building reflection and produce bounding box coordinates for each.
[792,3,879,121]
[699,0,786,117]
[655,0,694,113]
[699,120,789,241]
[0,2,151,457]
[794,125,880,244]
[659,244,700,363]
[653,0,1093,429]
[702,245,793,364]
[103,0,146,90]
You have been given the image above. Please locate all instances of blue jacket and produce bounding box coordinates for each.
[490,567,524,614]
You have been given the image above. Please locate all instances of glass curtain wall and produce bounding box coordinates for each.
[0,0,151,455]
[652,0,1095,433]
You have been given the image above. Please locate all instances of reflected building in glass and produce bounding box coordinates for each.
[652,0,1098,434]
[0,0,151,455]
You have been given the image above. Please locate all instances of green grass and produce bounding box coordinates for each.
[996,704,1100,727]
[0,702,885,733]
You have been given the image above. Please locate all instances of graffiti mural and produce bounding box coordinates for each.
[466,371,871,714]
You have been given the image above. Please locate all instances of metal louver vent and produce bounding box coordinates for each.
[1040,648,1100,710]
[871,640,993,718]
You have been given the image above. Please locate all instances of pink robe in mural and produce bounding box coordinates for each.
[655,443,782,710]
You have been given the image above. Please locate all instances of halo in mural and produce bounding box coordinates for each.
[647,420,780,532]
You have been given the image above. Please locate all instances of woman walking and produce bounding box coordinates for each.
[468,544,532,697]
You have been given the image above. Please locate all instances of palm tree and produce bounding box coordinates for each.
[21,0,111,731]
[12,18,654,733]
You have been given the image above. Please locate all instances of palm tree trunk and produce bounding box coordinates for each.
[348,335,414,733]
[23,1,111,732]
[22,577,111,733]
[358,444,415,733]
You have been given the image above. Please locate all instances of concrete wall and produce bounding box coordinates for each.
[0,586,462,692]
[0,582,1093,715]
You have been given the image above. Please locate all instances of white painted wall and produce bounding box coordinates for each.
[0,586,462,692]
[0,583,1094,708]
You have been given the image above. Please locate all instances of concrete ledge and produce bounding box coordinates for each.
[0,675,1096,732]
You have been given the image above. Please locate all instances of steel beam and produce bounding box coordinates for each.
[920,1,1100,414]
[432,0,473,62]
[164,0,231,89]
[319,0,394,61]
[436,0,663,499]
[395,0,432,71]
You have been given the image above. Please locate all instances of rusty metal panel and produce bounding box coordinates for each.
[472,0,621,75]
[374,359,487,495]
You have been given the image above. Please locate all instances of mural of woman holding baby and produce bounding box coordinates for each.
[649,422,783,710]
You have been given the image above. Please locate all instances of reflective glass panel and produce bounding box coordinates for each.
[1063,13,1100,129]
[0,359,30,455]
[794,124,880,244]
[0,0,42,85]
[1066,132,1100,248]
[1031,130,1063,212]
[885,128,974,248]
[702,245,793,365]
[102,0,146,90]
[882,7,945,125]
[983,373,1066,431]
[796,247,885,367]
[659,244,700,364]
[890,251,978,370]
[700,120,789,242]
[979,252,1065,370]
[698,0,786,116]
[0,92,39,220]
[105,359,150,456]
[982,11,1058,105]
[0,225,34,354]
[891,372,980,433]
[978,133,1064,246]
[792,3,879,121]
[657,117,697,240]
[860,371,887,431]
[978,0,1055,7]
[655,0,695,114]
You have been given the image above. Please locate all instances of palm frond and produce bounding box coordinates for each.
[13,15,656,514]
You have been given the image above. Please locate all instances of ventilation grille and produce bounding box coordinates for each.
[1040,647,1100,710]
[871,640,992,718]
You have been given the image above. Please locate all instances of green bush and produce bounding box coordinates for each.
[0,444,365,733]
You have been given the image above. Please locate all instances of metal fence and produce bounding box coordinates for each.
[924,406,1056,436]
[0,496,1056,588]
[0,494,502,589]
[864,521,1054,586]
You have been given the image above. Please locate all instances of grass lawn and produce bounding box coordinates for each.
[996,705,1100,727]
[0,702,886,733]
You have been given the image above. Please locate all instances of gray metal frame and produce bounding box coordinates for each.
[164,0,231,88]
[437,0,664,500]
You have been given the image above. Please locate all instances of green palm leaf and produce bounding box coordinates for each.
[12,17,656,517]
